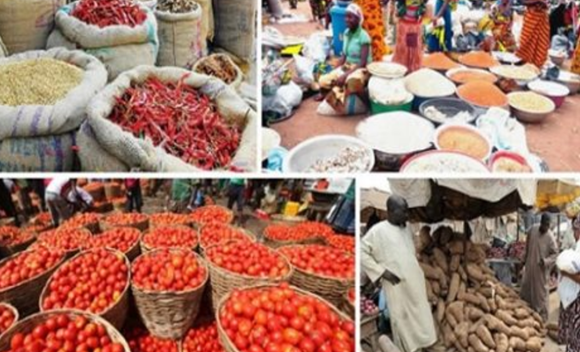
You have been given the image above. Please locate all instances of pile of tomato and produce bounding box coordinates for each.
[85,228,141,254]
[103,213,148,227]
[6,313,125,352]
[200,223,251,248]
[182,321,224,352]
[0,248,63,289]
[32,212,53,227]
[149,213,191,227]
[219,283,355,352]
[61,213,101,230]
[191,206,233,225]
[0,226,34,247]
[41,249,128,314]
[34,228,91,253]
[278,245,354,280]
[132,249,206,292]
[0,304,16,334]
[142,226,198,250]
[325,235,355,254]
[264,225,321,243]
[124,326,178,352]
[206,242,289,279]
[296,222,335,240]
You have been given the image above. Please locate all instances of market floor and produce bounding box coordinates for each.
[267,0,580,172]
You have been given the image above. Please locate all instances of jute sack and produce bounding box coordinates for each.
[0,0,65,54]
[77,65,257,172]
[155,5,205,68]
[213,0,256,60]
[197,0,214,43]
[47,1,159,81]
[0,35,7,58]
[0,48,107,141]
[0,133,76,172]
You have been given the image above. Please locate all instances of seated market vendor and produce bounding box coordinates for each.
[315,4,372,111]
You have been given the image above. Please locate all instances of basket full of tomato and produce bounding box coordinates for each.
[262,223,326,249]
[0,309,130,352]
[342,287,356,319]
[101,213,149,232]
[39,248,131,330]
[84,227,142,261]
[182,320,225,352]
[0,226,36,257]
[277,244,355,307]
[204,241,293,311]
[198,223,256,254]
[140,226,199,253]
[190,205,234,226]
[0,303,18,339]
[131,248,208,339]
[216,283,355,352]
[149,213,193,229]
[32,228,92,259]
[60,213,102,234]
[0,248,65,316]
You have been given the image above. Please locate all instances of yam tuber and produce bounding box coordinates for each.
[508,337,526,351]
[496,310,517,325]
[450,254,461,272]
[449,240,465,255]
[477,286,494,299]
[468,334,489,352]
[525,337,543,352]
[513,308,530,319]
[433,248,449,273]
[432,280,441,297]
[456,322,470,348]
[439,226,453,246]
[494,333,509,352]
[447,301,465,324]
[436,299,446,323]
[508,326,529,341]
[426,280,436,303]
[458,291,481,307]
[447,273,461,303]
[476,325,495,349]
[420,263,440,280]
[485,315,511,335]
[466,263,487,282]
[467,307,485,321]
[443,323,457,348]
[476,292,490,312]
[417,226,432,252]
[458,265,468,282]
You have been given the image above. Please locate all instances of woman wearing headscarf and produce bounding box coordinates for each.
[392,0,427,72]
[516,0,550,68]
[490,0,517,52]
[558,216,580,350]
[315,4,372,113]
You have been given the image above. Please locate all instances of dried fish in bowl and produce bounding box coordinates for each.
[193,54,241,85]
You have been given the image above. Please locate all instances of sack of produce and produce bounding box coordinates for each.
[0,0,65,54]
[0,35,7,58]
[213,0,256,60]
[155,0,205,68]
[47,0,159,81]
[77,66,257,172]
[197,0,214,42]
[193,54,243,87]
[0,132,76,172]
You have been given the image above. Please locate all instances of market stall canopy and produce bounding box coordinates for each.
[536,179,580,210]
[389,179,537,223]
[360,187,391,211]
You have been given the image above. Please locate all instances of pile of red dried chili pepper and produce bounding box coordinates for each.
[72,0,147,28]
[109,76,241,170]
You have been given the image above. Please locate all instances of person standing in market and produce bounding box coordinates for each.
[392,0,427,71]
[490,0,517,52]
[515,0,551,68]
[361,195,437,352]
[557,216,580,349]
[125,178,143,213]
[227,178,246,225]
[0,180,20,227]
[520,213,559,321]
[45,177,94,227]
[428,0,455,52]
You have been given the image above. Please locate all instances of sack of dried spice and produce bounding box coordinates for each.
[213,0,256,60]
[47,0,159,81]
[197,0,215,42]
[76,66,257,172]
[0,36,7,58]
[154,1,205,68]
[0,0,66,54]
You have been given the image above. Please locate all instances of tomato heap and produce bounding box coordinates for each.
[6,314,125,352]
[200,223,251,248]
[142,226,198,250]
[124,326,178,352]
[35,228,91,253]
[219,283,355,352]
[296,222,335,240]
[132,249,206,292]
[191,206,233,225]
[0,305,16,334]
[103,213,148,227]
[347,288,355,304]
[41,249,128,314]
[85,228,140,253]
[149,213,191,227]
[278,245,354,280]
[206,242,289,279]
[61,213,101,230]
[32,212,52,227]
[264,225,317,243]
[0,248,63,289]
[326,235,355,254]
[182,321,224,352]
[0,226,34,247]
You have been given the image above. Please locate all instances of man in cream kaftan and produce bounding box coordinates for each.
[361,196,436,352]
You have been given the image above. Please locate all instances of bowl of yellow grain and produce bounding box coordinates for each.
[507,91,555,124]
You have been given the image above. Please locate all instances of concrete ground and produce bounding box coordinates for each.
[267,0,580,172]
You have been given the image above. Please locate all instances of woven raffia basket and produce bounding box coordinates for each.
[100,215,149,233]
[0,309,130,351]
[84,184,107,203]
[35,228,93,259]
[278,245,354,308]
[131,249,208,340]
[0,250,66,317]
[341,289,355,319]
[0,236,36,257]
[190,205,235,227]
[0,302,19,340]
[204,242,293,311]
[39,248,131,330]
[263,234,325,249]
[112,200,128,212]
[198,224,257,256]
[81,229,142,262]
[104,183,123,200]
[140,225,199,253]
[215,284,354,352]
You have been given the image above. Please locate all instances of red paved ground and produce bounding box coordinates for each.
[268,0,580,171]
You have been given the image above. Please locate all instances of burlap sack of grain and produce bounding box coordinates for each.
[155,6,205,68]
[0,0,65,54]
[0,133,76,172]
[197,0,214,42]
[0,36,7,58]
[213,0,256,60]
[76,65,257,172]
[47,1,159,81]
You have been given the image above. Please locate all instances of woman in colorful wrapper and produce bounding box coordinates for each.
[516,0,550,68]
[392,0,427,72]
[315,4,371,113]
[490,0,517,52]
[429,0,456,52]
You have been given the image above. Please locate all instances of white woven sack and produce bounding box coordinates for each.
[155,6,204,68]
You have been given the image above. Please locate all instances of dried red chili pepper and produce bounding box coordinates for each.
[72,0,147,28]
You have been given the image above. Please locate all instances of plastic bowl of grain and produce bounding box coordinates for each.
[527,80,569,108]
[434,123,492,161]
[489,150,533,173]
[507,91,555,124]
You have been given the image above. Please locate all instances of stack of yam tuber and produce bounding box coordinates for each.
[419,226,546,352]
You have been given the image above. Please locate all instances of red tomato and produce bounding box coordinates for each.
[142,226,198,250]
[199,222,252,248]
[149,213,191,227]
[0,248,63,289]
[278,245,354,280]
[124,325,178,352]
[103,213,148,228]
[191,205,233,225]
[85,227,140,253]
